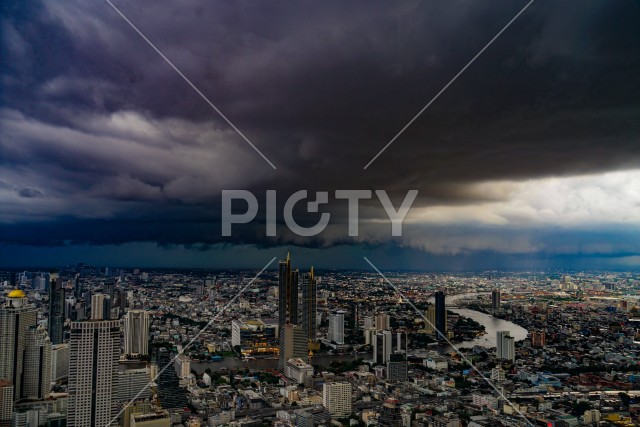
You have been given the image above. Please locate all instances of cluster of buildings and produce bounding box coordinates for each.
[1,264,640,427]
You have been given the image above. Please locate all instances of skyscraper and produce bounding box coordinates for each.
[22,325,52,400]
[0,380,12,427]
[375,313,391,330]
[496,330,515,362]
[434,290,447,340]
[91,293,112,320]
[51,344,70,381]
[103,279,116,302]
[48,273,65,345]
[386,353,408,382]
[278,253,299,327]
[301,267,317,341]
[0,289,37,400]
[115,368,151,402]
[492,289,502,314]
[68,319,121,427]
[74,274,83,300]
[156,348,188,411]
[278,323,308,372]
[424,306,436,333]
[328,311,345,345]
[373,330,393,364]
[124,310,150,357]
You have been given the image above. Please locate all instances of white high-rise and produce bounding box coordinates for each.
[322,382,352,417]
[22,325,52,400]
[90,293,111,320]
[124,310,149,357]
[496,331,515,362]
[68,319,121,427]
[328,311,345,345]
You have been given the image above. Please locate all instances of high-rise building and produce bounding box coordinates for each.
[51,344,70,381]
[174,354,191,379]
[435,291,447,340]
[395,331,408,354]
[294,409,315,427]
[195,281,204,297]
[0,289,37,400]
[103,279,116,302]
[328,311,345,345]
[74,274,83,300]
[363,316,375,329]
[278,253,299,327]
[322,382,352,417]
[115,288,127,315]
[373,330,393,364]
[48,273,65,345]
[67,319,121,427]
[91,293,112,320]
[0,380,13,427]
[375,314,390,330]
[156,348,188,411]
[22,325,52,400]
[278,324,308,372]
[378,397,403,427]
[386,353,408,382]
[124,310,150,357]
[491,289,502,314]
[424,306,436,333]
[33,274,47,292]
[496,331,515,362]
[301,268,317,341]
[116,368,151,402]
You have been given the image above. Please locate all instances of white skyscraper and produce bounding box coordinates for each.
[323,382,352,417]
[496,331,515,362]
[68,319,121,427]
[22,325,52,400]
[90,293,111,320]
[124,310,150,357]
[328,311,345,345]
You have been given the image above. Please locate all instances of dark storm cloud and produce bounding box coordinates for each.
[2,0,640,256]
[18,188,44,198]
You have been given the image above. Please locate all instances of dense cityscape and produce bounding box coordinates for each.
[1,254,639,427]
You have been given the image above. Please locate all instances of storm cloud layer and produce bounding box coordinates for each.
[2,0,640,267]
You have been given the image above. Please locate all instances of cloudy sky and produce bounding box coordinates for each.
[2,0,640,270]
